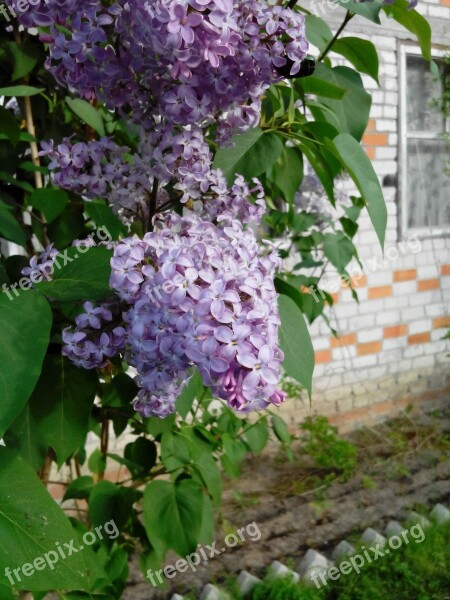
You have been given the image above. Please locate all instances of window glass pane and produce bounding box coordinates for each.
[406,55,445,133]
[406,138,450,229]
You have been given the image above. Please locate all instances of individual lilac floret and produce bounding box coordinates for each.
[21,244,60,282]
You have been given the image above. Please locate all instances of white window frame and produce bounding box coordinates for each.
[399,43,450,239]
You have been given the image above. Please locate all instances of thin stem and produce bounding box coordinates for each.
[74,455,82,478]
[147,178,159,232]
[13,28,43,190]
[287,0,299,8]
[39,451,54,487]
[318,12,354,61]
[23,96,43,190]
[98,419,109,481]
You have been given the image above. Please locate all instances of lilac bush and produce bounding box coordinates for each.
[0,0,432,594]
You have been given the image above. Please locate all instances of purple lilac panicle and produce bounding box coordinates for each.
[62,210,286,418]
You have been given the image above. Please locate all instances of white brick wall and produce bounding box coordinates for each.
[280,0,450,429]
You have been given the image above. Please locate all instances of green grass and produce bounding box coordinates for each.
[244,520,450,600]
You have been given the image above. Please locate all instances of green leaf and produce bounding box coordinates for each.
[66,97,106,136]
[298,138,336,204]
[272,146,304,204]
[332,37,379,83]
[0,199,27,246]
[308,64,372,141]
[47,207,86,248]
[0,170,34,192]
[245,420,269,454]
[124,438,157,475]
[0,448,97,591]
[176,370,205,419]
[0,85,44,96]
[103,372,138,408]
[144,479,205,557]
[63,476,94,502]
[192,451,222,506]
[271,415,291,445]
[84,199,126,240]
[383,0,431,60]
[0,106,20,146]
[305,15,333,52]
[275,276,303,312]
[213,128,284,185]
[278,294,315,396]
[198,494,215,545]
[145,413,176,439]
[8,40,39,80]
[160,432,191,472]
[0,292,52,438]
[220,434,247,478]
[335,0,383,23]
[88,448,107,475]
[295,75,346,99]
[5,356,98,468]
[323,232,355,271]
[28,188,69,223]
[36,246,114,301]
[327,133,387,248]
[89,481,138,532]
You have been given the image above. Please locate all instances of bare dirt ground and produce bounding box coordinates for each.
[122,404,450,599]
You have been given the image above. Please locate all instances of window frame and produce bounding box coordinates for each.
[399,43,450,239]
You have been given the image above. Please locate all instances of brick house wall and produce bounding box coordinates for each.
[280,0,450,431]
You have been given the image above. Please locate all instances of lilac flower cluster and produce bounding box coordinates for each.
[61,211,285,417]
[62,302,127,369]
[40,137,154,216]
[40,129,266,219]
[19,1,307,137]
[112,212,285,417]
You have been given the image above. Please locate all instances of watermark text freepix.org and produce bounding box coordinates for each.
[311,522,425,589]
[146,521,261,587]
[4,519,119,585]
[1,226,112,301]
[0,0,50,23]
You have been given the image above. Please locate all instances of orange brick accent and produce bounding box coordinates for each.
[441,0,450,7]
[368,285,392,299]
[341,274,368,288]
[366,118,376,132]
[393,269,417,282]
[49,484,66,501]
[330,333,357,348]
[370,401,394,415]
[418,279,439,291]
[362,132,388,147]
[315,350,332,363]
[384,324,408,338]
[433,316,450,329]
[357,341,382,356]
[408,332,431,345]
[441,264,450,276]
[365,147,375,160]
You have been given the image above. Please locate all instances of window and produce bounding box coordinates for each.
[400,46,450,236]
